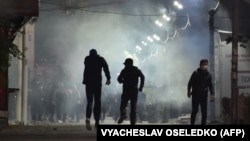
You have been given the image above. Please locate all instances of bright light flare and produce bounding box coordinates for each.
[162,14,171,21]
[173,1,183,9]
[147,36,154,42]
[136,45,142,51]
[177,4,183,9]
[141,41,148,46]
[155,20,163,27]
[136,45,142,53]
[153,34,160,41]
[174,1,179,6]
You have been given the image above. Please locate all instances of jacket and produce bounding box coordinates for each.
[117,65,145,90]
[82,54,111,86]
[187,68,214,96]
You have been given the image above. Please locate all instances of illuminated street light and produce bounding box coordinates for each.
[141,41,148,46]
[177,4,183,9]
[163,14,171,21]
[173,1,183,9]
[136,45,142,53]
[147,36,154,42]
[174,1,179,6]
[153,34,160,41]
[155,20,163,27]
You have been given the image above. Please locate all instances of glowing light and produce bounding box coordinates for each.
[163,14,171,21]
[174,1,179,6]
[147,36,154,42]
[136,45,142,51]
[136,45,142,53]
[153,34,160,41]
[141,41,148,46]
[155,20,163,27]
[177,4,183,9]
[173,1,183,9]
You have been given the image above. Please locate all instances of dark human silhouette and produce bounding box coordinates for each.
[82,49,111,130]
[187,59,215,125]
[117,58,145,125]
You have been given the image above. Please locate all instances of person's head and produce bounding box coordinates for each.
[89,49,97,56]
[123,58,133,66]
[199,59,208,70]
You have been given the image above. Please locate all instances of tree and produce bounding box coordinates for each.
[0,20,24,72]
[0,20,24,113]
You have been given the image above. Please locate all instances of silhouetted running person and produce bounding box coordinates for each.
[117,58,145,125]
[82,49,111,130]
[187,59,215,125]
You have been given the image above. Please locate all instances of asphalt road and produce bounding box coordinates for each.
[1,136,96,141]
[0,124,97,141]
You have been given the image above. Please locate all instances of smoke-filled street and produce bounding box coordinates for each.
[4,0,250,127]
[16,0,213,124]
[2,1,250,141]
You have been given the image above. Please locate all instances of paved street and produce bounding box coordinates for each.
[0,124,96,141]
[0,115,211,141]
[1,136,96,141]
[0,117,131,141]
[0,116,225,141]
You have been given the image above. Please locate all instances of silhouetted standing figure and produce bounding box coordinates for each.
[187,59,215,125]
[117,58,145,125]
[82,49,111,130]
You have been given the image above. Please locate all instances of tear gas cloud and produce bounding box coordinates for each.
[34,0,218,120]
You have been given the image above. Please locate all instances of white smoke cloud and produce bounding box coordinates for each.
[34,0,218,122]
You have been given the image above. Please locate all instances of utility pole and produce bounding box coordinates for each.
[208,0,220,121]
[21,26,28,125]
[231,0,239,124]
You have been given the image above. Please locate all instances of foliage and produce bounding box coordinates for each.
[0,20,24,72]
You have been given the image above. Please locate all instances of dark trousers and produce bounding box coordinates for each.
[120,88,138,125]
[191,95,208,125]
[85,84,102,124]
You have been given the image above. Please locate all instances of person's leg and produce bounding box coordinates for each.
[93,86,102,127]
[118,89,129,124]
[85,85,94,130]
[85,85,94,119]
[200,96,208,125]
[191,96,199,125]
[130,89,138,125]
